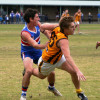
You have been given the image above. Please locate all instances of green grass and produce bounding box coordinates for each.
[0,24,100,100]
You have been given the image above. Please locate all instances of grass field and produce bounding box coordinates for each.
[0,24,100,100]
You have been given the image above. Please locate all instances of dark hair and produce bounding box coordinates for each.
[59,16,74,33]
[23,8,38,23]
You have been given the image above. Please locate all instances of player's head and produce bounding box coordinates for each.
[59,16,75,35]
[24,8,39,23]
[78,9,81,13]
[65,9,68,14]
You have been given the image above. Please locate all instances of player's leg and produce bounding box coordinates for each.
[20,57,34,100]
[47,72,62,96]
[76,22,80,34]
[47,71,55,87]
[74,22,77,34]
[61,61,80,89]
[77,24,80,34]
[33,69,62,96]
[35,57,62,96]
[61,61,88,100]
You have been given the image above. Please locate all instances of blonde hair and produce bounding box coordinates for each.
[59,16,74,33]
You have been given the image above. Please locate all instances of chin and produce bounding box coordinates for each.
[71,33,74,35]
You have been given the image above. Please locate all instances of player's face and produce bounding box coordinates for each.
[65,10,68,13]
[78,9,81,13]
[64,22,75,35]
[32,13,40,26]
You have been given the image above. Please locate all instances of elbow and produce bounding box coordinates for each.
[65,55,71,60]
[40,24,47,32]
[31,43,39,49]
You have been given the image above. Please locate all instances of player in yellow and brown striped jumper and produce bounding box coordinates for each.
[33,16,88,100]
[74,9,82,34]
[61,9,70,17]
[42,27,68,65]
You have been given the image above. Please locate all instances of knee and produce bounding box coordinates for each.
[49,71,55,77]
[39,74,46,79]
[40,77,46,79]
[25,69,33,76]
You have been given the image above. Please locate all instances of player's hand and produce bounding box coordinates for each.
[96,42,99,49]
[77,71,86,81]
[75,24,77,28]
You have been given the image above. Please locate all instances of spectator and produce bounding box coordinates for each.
[10,11,14,24]
[16,11,20,24]
[56,12,59,21]
[20,10,24,23]
[88,12,92,24]
[5,15,9,24]
[97,13,100,23]
[0,10,1,16]
[39,12,42,21]
[62,11,65,15]
[81,12,84,23]
[0,16,3,24]
[45,14,48,22]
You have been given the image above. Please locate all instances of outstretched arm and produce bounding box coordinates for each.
[59,39,86,81]
[40,23,59,39]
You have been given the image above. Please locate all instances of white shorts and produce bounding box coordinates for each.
[38,55,66,76]
[75,21,80,25]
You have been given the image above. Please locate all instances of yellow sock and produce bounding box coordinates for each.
[76,88,83,93]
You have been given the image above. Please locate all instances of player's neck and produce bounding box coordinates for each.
[27,24,36,32]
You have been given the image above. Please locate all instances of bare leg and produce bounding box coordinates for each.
[22,57,34,87]
[32,68,47,79]
[61,62,88,99]
[47,71,55,86]
[20,57,35,100]
[77,24,80,34]
[32,67,62,96]
[61,61,80,89]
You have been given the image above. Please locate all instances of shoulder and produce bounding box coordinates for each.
[57,33,68,48]
[75,12,77,15]
[37,21,41,28]
[62,13,65,17]
[57,32,68,40]
[53,26,60,33]
[21,31,31,37]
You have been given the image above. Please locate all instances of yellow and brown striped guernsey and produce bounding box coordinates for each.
[42,27,68,64]
[75,12,81,22]
[62,13,70,17]
[52,26,60,35]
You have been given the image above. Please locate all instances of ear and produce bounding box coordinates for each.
[29,17,33,22]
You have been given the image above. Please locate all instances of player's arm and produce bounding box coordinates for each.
[38,21,51,39]
[74,13,77,20]
[40,23,59,39]
[58,39,86,81]
[21,31,47,49]
[79,14,82,22]
[40,23,59,31]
